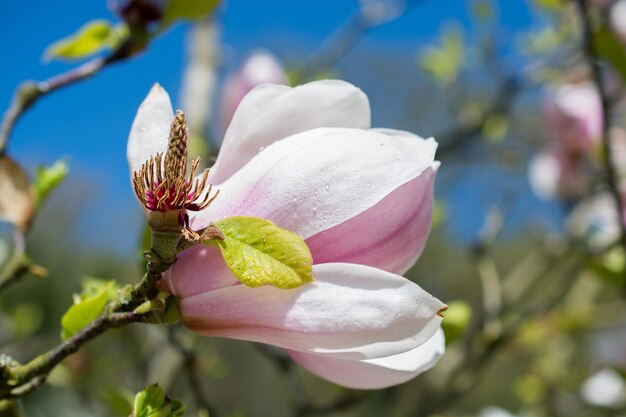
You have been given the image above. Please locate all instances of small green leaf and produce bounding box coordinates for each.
[432,200,446,228]
[60,279,117,340]
[34,160,68,209]
[482,114,509,143]
[471,0,493,22]
[419,25,464,87]
[587,248,626,287]
[44,20,128,61]
[593,26,626,83]
[133,385,185,417]
[161,0,221,28]
[213,216,313,289]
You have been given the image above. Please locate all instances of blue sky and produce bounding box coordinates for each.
[0,0,540,252]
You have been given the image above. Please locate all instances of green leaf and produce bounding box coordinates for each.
[419,25,464,87]
[161,0,221,28]
[60,279,117,340]
[44,20,128,61]
[133,385,185,417]
[213,216,313,289]
[593,26,626,82]
[482,114,509,143]
[471,0,493,22]
[34,160,68,209]
[587,248,626,287]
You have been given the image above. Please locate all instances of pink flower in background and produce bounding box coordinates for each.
[127,80,446,389]
[529,82,602,201]
[219,50,288,133]
[544,82,602,153]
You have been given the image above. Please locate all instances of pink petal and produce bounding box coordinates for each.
[181,263,445,359]
[210,80,371,184]
[159,244,238,298]
[306,165,437,276]
[192,128,438,245]
[287,328,445,389]
[127,83,173,176]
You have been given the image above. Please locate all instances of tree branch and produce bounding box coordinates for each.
[575,0,626,286]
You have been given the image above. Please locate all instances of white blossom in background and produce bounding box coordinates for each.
[478,406,518,417]
[581,368,626,408]
[611,0,626,43]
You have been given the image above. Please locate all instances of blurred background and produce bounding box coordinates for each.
[1,0,626,416]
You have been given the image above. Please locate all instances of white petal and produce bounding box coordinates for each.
[210,80,371,183]
[127,83,174,176]
[181,263,445,359]
[193,127,438,242]
[287,328,445,389]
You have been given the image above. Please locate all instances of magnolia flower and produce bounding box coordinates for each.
[219,50,288,132]
[127,80,446,389]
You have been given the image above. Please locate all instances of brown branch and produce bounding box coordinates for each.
[0,34,146,155]
[437,75,522,158]
[0,311,146,399]
[167,327,218,417]
[575,0,626,289]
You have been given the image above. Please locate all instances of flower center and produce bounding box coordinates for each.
[132,110,218,218]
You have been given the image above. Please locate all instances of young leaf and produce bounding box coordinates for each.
[60,279,117,340]
[0,155,34,231]
[419,25,464,87]
[44,20,128,61]
[34,160,68,209]
[161,0,221,28]
[132,384,185,417]
[213,216,313,289]
[593,26,626,83]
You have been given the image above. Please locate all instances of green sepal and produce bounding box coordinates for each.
[211,216,313,289]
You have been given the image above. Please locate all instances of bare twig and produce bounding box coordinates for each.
[575,0,626,286]
[0,34,146,155]
[0,311,146,399]
[296,0,427,80]
[167,326,218,417]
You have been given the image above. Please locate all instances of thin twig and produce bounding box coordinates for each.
[0,312,146,399]
[0,35,144,155]
[167,326,218,417]
[296,0,427,80]
[575,0,626,287]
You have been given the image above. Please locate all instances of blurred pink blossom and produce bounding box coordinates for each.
[529,82,602,201]
[219,50,288,133]
[127,80,446,389]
